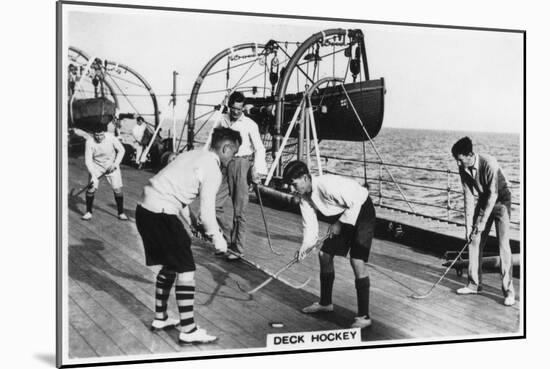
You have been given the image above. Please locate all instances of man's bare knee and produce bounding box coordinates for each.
[318,251,334,272]
[177,271,195,283]
[350,258,369,279]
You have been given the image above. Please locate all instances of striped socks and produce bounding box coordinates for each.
[154,270,176,320]
[175,280,197,333]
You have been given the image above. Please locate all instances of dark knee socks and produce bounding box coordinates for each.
[114,193,124,214]
[320,272,335,306]
[86,192,124,214]
[85,192,94,213]
[355,276,370,318]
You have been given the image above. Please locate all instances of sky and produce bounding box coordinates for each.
[64,5,523,134]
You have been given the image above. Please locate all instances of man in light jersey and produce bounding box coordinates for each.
[283,160,376,329]
[136,127,241,344]
[204,91,267,260]
[82,126,128,220]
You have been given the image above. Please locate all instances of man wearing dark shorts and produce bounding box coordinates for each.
[135,127,241,344]
[283,161,376,329]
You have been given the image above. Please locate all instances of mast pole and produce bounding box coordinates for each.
[171,71,178,152]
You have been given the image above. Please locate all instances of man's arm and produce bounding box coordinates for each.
[198,163,227,252]
[474,159,499,233]
[460,171,475,240]
[72,128,91,140]
[112,135,125,168]
[248,124,268,175]
[131,126,142,144]
[297,200,319,260]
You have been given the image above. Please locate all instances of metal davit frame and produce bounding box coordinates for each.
[68,46,160,129]
[187,43,270,150]
[272,28,384,177]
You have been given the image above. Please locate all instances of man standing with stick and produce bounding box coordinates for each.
[205,91,267,260]
[451,136,515,306]
[135,127,241,344]
[283,161,376,329]
[82,126,128,221]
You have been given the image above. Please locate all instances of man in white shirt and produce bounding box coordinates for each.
[283,160,376,329]
[131,116,147,166]
[205,91,268,260]
[135,127,241,344]
[82,126,128,221]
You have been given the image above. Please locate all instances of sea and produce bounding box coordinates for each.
[317,127,521,225]
[119,119,522,226]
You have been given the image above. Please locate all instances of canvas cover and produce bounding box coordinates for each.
[70,97,116,132]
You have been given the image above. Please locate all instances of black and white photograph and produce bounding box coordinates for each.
[8,0,550,368]
[54,0,528,367]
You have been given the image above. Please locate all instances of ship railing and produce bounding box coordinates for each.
[319,154,521,229]
[171,137,520,230]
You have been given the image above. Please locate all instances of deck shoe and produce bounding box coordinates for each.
[118,213,129,221]
[151,317,179,330]
[351,316,372,329]
[301,302,334,314]
[81,212,93,220]
[456,286,479,295]
[179,328,217,344]
[226,252,242,261]
[504,293,516,306]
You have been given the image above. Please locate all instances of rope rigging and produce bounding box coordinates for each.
[106,72,143,117]
[276,42,316,86]
[338,83,416,213]
[71,45,351,100]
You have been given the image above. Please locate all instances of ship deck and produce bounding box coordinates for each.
[65,156,522,362]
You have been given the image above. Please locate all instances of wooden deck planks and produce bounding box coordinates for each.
[242,221,519,337]
[65,156,522,359]
[69,192,269,349]
[68,324,98,359]
[69,277,152,356]
[69,295,125,357]
[69,216,233,352]
[68,239,190,355]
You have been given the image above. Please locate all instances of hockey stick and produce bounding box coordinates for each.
[409,240,471,299]
[246,256,304,294]
[254,184,283,255]
[245,235,329,295]
[226,249,312,292]
[69,172,108,198]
